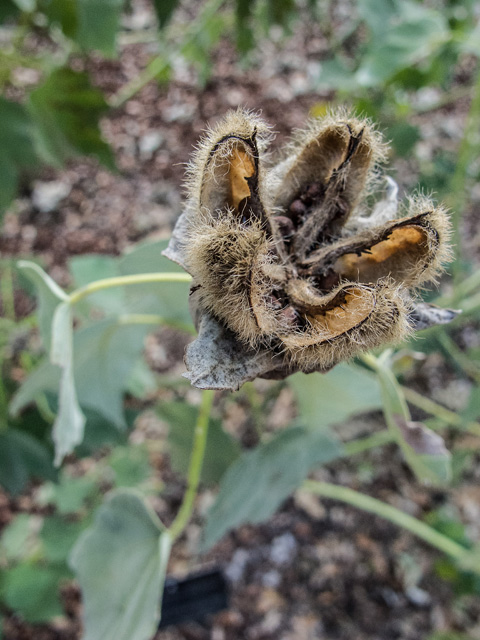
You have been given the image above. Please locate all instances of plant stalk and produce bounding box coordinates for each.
[448,61,480,283]
[68,272,192,306]
[169,389,215,541]
[303,479,468,561]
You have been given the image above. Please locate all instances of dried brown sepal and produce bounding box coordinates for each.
[163,108,455,391]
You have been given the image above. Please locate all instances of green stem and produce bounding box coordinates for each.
[436,331,480,385]
[169,389,215,541]
[401,385,480,437]
[448,61,480,283]
[436,268,480,307]
[303,480,468,561]
[117,313,196,335]
[69,272,192,306]
[344,430,393,456]
[361,352,480,436]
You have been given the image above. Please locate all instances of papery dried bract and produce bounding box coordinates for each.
[164,108,456,390]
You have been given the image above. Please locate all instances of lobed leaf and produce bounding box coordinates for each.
[70,490,171,640]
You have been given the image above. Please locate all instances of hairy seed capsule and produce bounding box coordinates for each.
[163,107,455,390]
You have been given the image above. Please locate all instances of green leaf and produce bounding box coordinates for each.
[462,386,480,422]
[29,68,115,169]
[3,564,64,622]
[159,401,241,485]
[202,426,342,550]
[107,445,152,488]
[72,320,150,428]
[51,301,86,465]
[317,58,356,91]
[153,0,178,29]
[39,0,78,38]
[266,0,295,26]
[0,429,55,495]
[357,0,397,35]
[119,239,192,325]
[0,98,39,212]
[0,0,20,21]
[76,0,124,57]
[12,0,35,11]
[355,1,449,87]
[43,474,98,514]
[77,409,130,456]
[289,362,382,429]
[69,254,125,316]
[389,121,420,157]
[41,515,85,564]
[235,0,255,53]
[0,514,38,562]
[70,491,171,640]
[10,320,150,430]
[0,155,18,213]
[17,260,68,352]
[69,239,192,327]
[0,98,38,168]
[9,358,61,417]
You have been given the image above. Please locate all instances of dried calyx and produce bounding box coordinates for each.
[164,109,458,390]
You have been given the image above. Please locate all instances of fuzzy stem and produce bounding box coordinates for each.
[68,273,192,306]
[169,389,215,541]
[303,480,468,561]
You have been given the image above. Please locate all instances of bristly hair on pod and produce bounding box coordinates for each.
[163,107,458,391]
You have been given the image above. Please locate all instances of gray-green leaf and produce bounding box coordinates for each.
[289,362,382,429]
[17,260,68,352]
[70,491,171,640]
[202,426,342,550]
[51,301,86,465]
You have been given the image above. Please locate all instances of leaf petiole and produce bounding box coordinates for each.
[68,272,192,306]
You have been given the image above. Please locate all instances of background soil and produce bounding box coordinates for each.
[1,3,480,639]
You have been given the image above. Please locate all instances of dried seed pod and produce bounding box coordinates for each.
[163,108,456,391]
